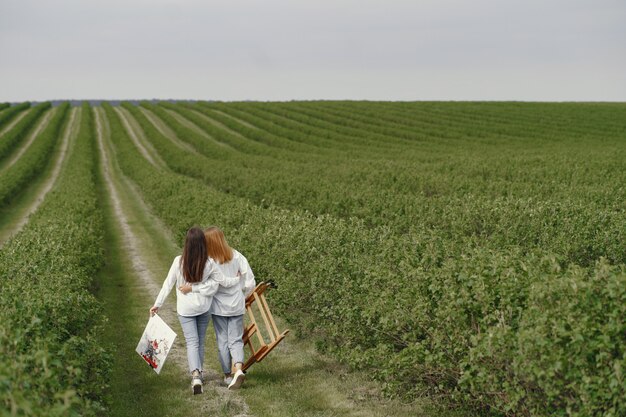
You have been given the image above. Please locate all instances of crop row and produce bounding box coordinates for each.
[0,103,69,207]
[134,100,626,270]
[0,103,50,162]
[106,102,625,416]
[132,102,626,267]
[198,102,600,198]
[218,101,436,152]
[211,101,473,151]
[0,104,108,416]
[0,102,30,130]
[323,101,626,139]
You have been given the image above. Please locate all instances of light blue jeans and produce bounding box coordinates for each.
[212,314,245,374]
[178,310,211,374]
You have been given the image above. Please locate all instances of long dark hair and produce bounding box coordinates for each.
[180,227,208,283]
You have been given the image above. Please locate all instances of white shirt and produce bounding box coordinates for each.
[209,250,256,317]
[153,255,240,317]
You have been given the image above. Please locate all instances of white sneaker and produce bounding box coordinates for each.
[191,369,203,394]
[228,370,245,390]
[224,375,233,386]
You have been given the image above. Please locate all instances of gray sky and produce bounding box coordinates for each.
[1,0,625,101]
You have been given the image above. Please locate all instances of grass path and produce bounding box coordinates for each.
[161,107,234,149]
[0,108,31,138]
[138,106,197,153]
[189,108,248,139]
[113,106,167,168]
[0,103,464,417]
[0,108,55,173]
[211,109,260,130]
[100,105,445,417]
[0,107,78,247]
[94,107,250,417]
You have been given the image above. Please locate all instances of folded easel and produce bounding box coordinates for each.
[241,281,289,371]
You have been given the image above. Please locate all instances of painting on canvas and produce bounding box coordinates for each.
[136,314,176,374]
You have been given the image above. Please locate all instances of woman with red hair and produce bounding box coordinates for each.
[202,226,255,390]
[150,227,240,394]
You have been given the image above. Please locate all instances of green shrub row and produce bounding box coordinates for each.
[159,101,321,159]
[0,103,109,416]
[298,101,625,143]
[0,102,30,131]
[140,102,240,159]
[146,102,626,267]
[106,102,625,416]
[203,101,414,153]
[0,103,51,162]
[0,103,70,207]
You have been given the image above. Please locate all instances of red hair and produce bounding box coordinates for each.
[204,226,233,264]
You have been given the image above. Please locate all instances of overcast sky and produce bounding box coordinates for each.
[1,0,624,101]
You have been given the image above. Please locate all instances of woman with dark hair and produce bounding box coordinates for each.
[181,226,255,390]
[150,227,240,394]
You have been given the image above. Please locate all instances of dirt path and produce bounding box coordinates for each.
[95,107,163,296]
[0,108,78,247]
[162,108,233,149]
[113,106,166,168]
[189,108,248,139]
[211,109,260,130]
[94,107,251,417]
[101,105,427,417]
[0,108,56,173]
[138,106,197,153]
[0,108,31,138]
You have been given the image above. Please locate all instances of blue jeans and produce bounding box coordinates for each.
[212,314,245,374]
[178,310,211,374]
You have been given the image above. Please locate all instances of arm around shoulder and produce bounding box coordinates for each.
[207,259,240,288]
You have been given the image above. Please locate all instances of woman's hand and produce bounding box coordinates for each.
[179,283,193,294]
[150,306,159,316]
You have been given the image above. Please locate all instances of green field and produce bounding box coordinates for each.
[0,101,624,417]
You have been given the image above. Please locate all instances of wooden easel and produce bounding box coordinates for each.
[241,281,289,371]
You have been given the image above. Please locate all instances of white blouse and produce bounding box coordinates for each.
[153,255,240,317]
[208,250,256,317]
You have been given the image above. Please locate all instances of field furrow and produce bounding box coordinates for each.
[0,107,56,173]
[0,105,31,138]
[158,103,277,155]
[1,100,624,417]
[101,101,444,417]
[0,103,108,416]
[113,106,166,169]
[190,102,341,155]
[138,106,198,153]
[229,102,418,153]
[0,104,69,208]
[0,102,51,163]
[212,108,260,130]
[0,107,79,246]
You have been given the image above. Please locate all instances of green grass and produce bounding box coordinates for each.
[94,106,249,417]
[94,196,208,417]
[0,108,73,246]
[107,101,625,416]
[5,100,622,416]
[229,316,474,417]
[95,104,460,417]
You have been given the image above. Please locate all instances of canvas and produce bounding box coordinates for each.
[136,314,177,374]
